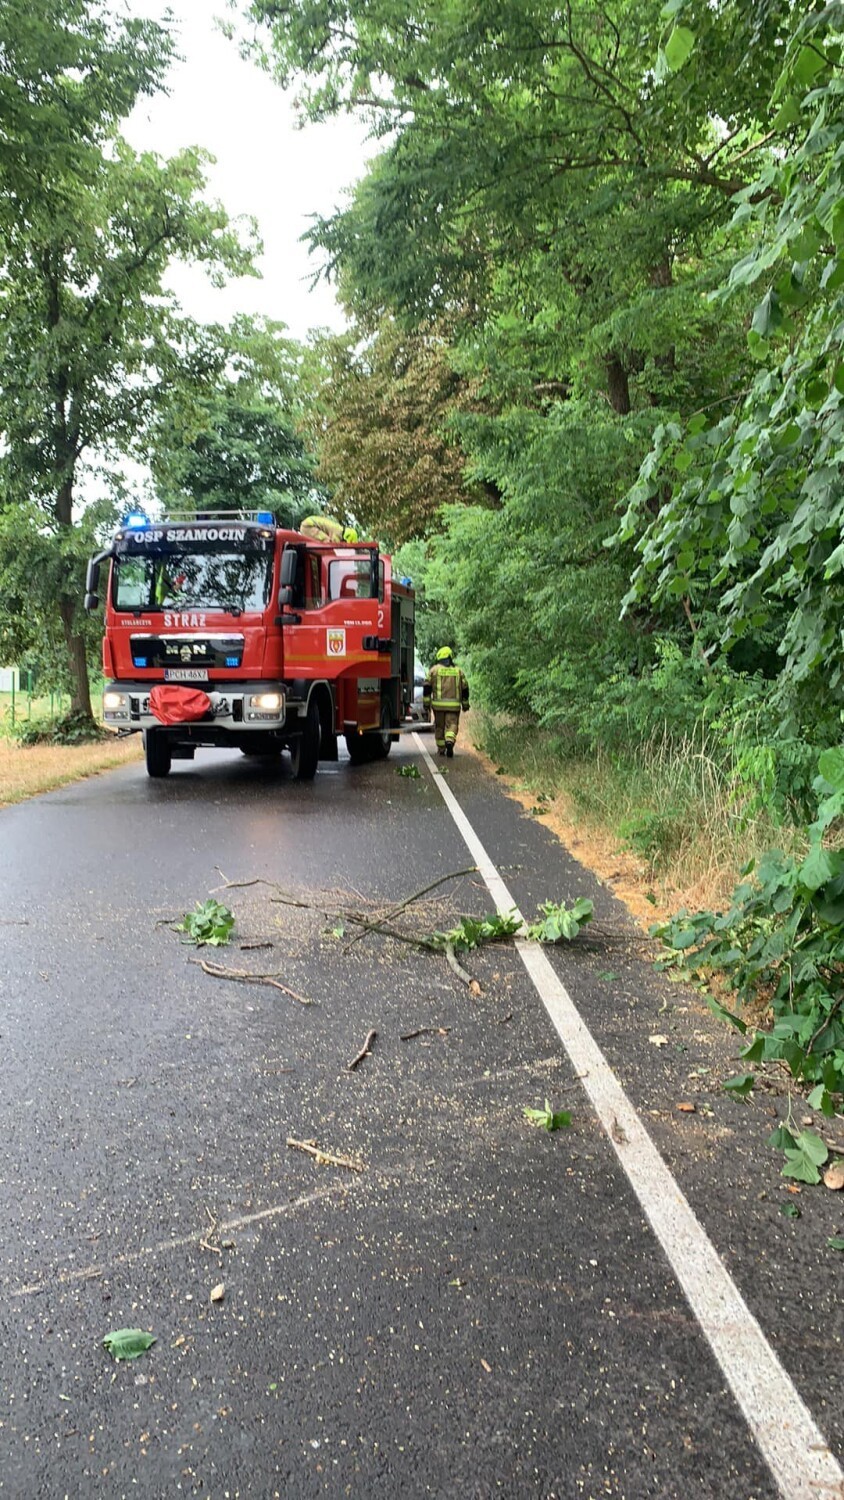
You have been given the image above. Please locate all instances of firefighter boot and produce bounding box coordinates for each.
[446,743,454,758]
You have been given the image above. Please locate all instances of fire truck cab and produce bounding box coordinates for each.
[85,512,415,780]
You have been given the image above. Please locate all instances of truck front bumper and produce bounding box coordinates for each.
[103,682,287,733]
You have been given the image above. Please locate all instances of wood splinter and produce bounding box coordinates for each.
[348,1028,377,1071]
[286,1137,365,1173]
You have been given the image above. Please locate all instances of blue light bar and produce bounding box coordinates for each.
[133,657,148,668]
[225,656,239,667]
[256,511,274,525]
[124,511,148,529]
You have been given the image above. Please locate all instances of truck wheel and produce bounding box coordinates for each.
[344,726,371,765]
[371,701,393,760]
[144,729,172,779]
[290,698,320,781]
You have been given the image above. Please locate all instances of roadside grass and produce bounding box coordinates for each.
[0,734,143,808]
[0,690,72,737]
[469,715,806,927]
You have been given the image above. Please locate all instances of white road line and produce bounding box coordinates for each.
[415,733,844,1500]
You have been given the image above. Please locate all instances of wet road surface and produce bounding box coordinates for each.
[0,738,842,1498]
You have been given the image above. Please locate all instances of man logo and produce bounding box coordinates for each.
[180,644,193,662]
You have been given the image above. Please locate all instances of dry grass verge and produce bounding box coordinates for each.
[464,719,804,934]
[0,734,143,808]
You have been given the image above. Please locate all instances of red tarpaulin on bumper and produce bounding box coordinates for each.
[149,686,212,725]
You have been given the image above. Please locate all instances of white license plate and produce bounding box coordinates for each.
[164,669,209,683]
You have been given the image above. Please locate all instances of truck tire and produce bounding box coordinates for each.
[144,729,172,779]
[344,725,371,765]
[371,701,393,760]
[290,698,320,781]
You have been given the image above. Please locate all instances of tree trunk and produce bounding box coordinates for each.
[605,354,631,415]
[59,595,94,719]
[55,473,94,723]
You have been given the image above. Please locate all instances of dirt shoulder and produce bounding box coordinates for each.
[464,734,674,932]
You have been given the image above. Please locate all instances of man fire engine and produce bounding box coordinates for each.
[85,511,415,780]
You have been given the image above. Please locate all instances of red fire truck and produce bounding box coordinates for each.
[85,512,415,780]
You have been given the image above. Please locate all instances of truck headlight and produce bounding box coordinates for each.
[249,692,282,712]
[103,691,127,711]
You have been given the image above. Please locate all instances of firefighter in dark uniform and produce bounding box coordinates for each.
[423,647,470,757]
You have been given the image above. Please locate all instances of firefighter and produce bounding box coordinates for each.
[423,647,470,757]
[300,516,359,544]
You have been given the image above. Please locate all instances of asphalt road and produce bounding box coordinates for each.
[0,735,842,1500]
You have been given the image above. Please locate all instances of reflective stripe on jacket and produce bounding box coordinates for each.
[427,664,465,710]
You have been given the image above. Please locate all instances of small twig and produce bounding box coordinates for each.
[345,866,478,949]
[348,1028,377,1070]
[445,941,475,988]
[0,919,28,926]
[189,957,312,1005]
[199,1206,222,1258]
[286,1137,365,1172]
[400,1026,451,1041]
[239,940,274,951]
[270,894,327,912]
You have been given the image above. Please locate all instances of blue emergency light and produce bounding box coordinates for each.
[124,512,148,529]
[256,511,274,525]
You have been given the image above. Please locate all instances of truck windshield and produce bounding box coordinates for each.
[114,549,274,613]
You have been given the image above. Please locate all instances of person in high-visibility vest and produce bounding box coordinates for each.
[300,516,359,544]
[423,646,470,757]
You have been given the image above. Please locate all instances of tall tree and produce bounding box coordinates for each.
[306,318,494,546]
[0,1,257,721]
[618,4,844,728]
[151,317,322,526]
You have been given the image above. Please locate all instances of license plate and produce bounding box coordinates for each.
[164,669,209,683]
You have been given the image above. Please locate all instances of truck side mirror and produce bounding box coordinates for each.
[278,546,299,610]
[280,547,298,588]
[84,552,108,612]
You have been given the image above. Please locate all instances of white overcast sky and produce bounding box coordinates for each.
[119,0,371,338]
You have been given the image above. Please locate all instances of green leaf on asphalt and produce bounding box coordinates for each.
[768,1126,797,1151]
[780,1133,828,1184]
[175,899,235,946]
[828,1237,844,1252]
[102,1328,156,1361]
[779,1202,801,1218]
[794,1130,829,1166]
[523,1099,572,1132]
[722,1072,755,1096]
[525,898,593,943]
[781,1151,822,1184]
